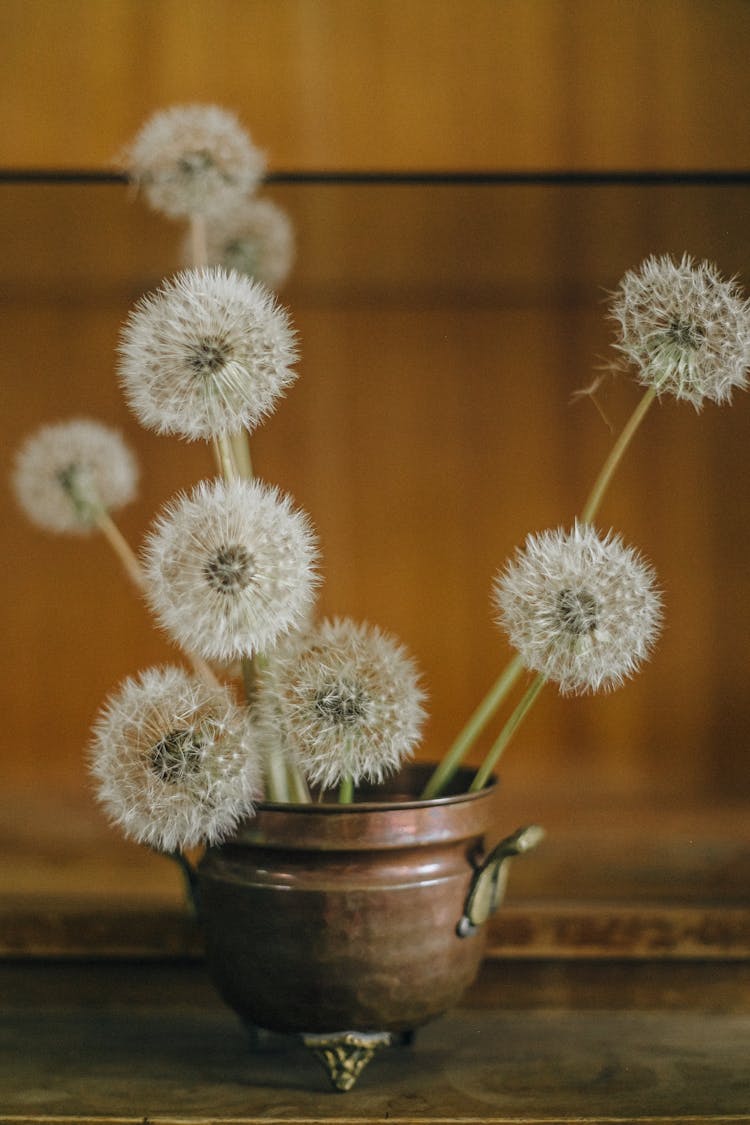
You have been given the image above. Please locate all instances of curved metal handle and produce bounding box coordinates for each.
[457,823,545,937]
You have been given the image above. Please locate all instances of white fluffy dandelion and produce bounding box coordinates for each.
[259,617,427,790]
[143,478,319,663]
[123,104,265,220]
[493,523,662,696]
[198,198,295,290]
[89,665,261,852]
[12,418,138,535]
[610,253,750,408]
[118,267,298,441]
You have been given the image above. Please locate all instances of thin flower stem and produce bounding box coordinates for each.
[222,430,290,799]
[424,386,659,800]
[216,432,239,480]
[469,674,546,792]
[189,214,208,269]
[188,214,257,486]
[338,776,354,804]
[231,430,254,478]
[240,655,258,706]
[286,760,312,803]
[580,385,657,524]
[163,849,200,916]
[210,437,224,477]
[96,510,144,592]
[420,654,525,799]
[95,513,221,691]
[196,227,228,476]
[61,477,218,685]
[264,744,291,803]
[241,652,298,803]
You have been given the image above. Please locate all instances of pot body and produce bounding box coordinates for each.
[197,764,498,1034]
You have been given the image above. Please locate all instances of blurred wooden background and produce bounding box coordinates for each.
[1,0,750,864]
[3,0,750,172]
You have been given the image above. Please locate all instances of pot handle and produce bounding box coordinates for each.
[457,823,545,937]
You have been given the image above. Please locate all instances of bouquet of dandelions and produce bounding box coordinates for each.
[12,105,750,877]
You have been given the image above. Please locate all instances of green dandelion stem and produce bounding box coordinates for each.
[58,471,220,691]
[240,656,258,706]
[338,775,354,804]
[164,849,200,916]
[188,214,257,487]
[424,384,659,799]
[230,430,254,479]
[96,512,220,689]
[59,470,141,610]
[286,760,312,803]
[253,648,287,804]
[95,510,144,593]
[470,674,547,793]
[189,214,208,269]
[580,385,657,524]
[264,744,291,804]
[215,432,239,481]
[241,651,269,710]
[421,654,525,799]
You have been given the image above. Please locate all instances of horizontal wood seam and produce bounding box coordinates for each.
[2,902,750,962]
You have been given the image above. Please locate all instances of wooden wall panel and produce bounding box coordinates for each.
[2,4,750,824]
[2,180,750,807]
[1,0,749,171]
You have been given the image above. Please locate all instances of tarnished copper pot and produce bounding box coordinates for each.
[196,764,499,1036]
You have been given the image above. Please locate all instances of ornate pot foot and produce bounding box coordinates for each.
[302,1030,393,1091]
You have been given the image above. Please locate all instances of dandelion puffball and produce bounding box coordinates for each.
[12,418,138,535]
[90,665,261,851]
[260,617,427,790]
[200,198,295,290]
[123,103,265,220]
[118,267,298,441]
[493,523,662,696]
[610,253,750,409]
[143,478,319,663]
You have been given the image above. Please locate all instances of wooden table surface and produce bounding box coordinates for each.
[1,960,749,1123]
[2,791,748,1122]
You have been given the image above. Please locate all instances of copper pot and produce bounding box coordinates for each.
[196,764,513,1040]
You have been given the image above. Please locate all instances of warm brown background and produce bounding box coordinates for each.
[2,0,750,861]
[3,0,750,172]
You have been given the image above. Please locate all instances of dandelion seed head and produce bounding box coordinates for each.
[195,198,295,290]
[123,104,265,219]
[150,727,204,784]
[493,523,662,695]
[610,253,750,408]
[12,419,138,535]
[143,478,319,663]
[89,665,261,852]
[203,544,255,593]
[556,587,599,637]
[257,617,427,790]
[118,267,298,441]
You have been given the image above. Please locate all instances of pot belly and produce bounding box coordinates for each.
[198,840,486,1033]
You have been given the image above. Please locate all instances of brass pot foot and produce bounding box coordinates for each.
[302,1030,393,1091]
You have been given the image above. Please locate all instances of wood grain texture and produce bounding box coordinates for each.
[1,789,748,960]
[3,898,750,962]
[1,4,750,890]
[2,1,750,171]
[1,962,749,1120]
[2,180,750,808]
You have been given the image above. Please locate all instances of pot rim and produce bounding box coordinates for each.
[257,762,497,815]
[215,764,500,850]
